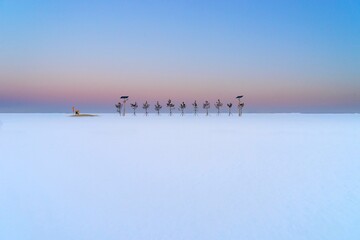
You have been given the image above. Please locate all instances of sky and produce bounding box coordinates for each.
[0,0,359,113]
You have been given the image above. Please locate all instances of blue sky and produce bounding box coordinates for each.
[0,0,359,112]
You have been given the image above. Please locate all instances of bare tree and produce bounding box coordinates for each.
[203,100,210,116]
[166,99,175,116]
[72,106,75,115]
[130,102,138,115]
[179,102,186,116]
[227,103,233,116]
[239,102,244,116]
[192,100,198,115]
[154,101,162,115]
[236,96,244,116]
[121,96,129,116]
[214,99,223,115]
[143,101,150,116]
[115,102,122,115]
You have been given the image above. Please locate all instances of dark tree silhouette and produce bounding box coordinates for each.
[203,100,210,116]
[227,103,233,116]
[214,99,223,115]
[115,102,122,115]
[236,96,244,116]
[143,101,150,116]
[154,101,162,115]
[179,102,186,116]
[166,99,175,116]
[120,96,129,116]
[130,102,138,115]
[238,102,244,116]
[192,100,198,115]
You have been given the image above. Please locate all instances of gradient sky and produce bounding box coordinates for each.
[0,0,359,113]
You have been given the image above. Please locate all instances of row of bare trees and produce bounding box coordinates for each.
[115,96,244,116]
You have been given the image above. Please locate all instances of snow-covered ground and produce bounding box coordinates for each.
[0,113,359,240]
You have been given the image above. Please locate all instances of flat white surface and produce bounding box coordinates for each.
[0,114,359,240]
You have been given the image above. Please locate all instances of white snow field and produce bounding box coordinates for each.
[0,113,359,240]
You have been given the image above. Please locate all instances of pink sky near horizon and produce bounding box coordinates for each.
[1,71,358,113]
